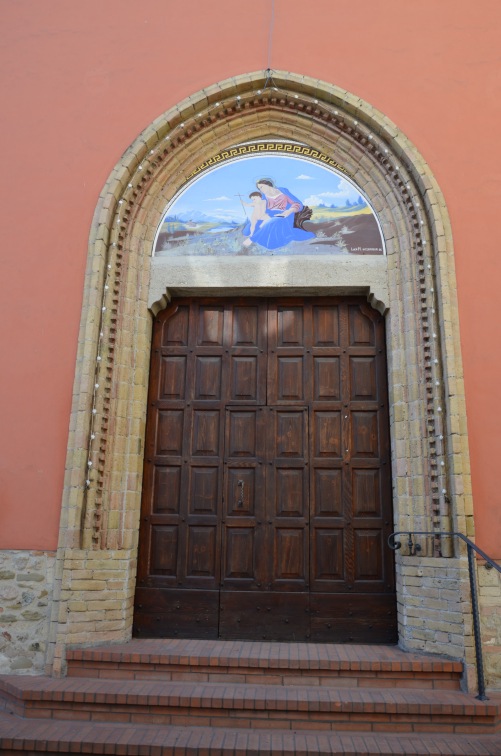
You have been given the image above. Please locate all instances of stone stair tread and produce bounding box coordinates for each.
[2,674,500,716]
[67,639,463,673]
[0,711,500,755]
[2,642,498,752]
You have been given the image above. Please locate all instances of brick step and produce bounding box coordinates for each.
[1,675,500,733]
[1,711,501,755]
[66,640,463,689]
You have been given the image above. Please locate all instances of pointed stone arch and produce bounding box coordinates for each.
[48,72,474,679]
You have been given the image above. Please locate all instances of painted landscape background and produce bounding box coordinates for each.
[154,153,384,256]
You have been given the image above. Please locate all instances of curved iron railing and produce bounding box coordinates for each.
[388,531,501,701]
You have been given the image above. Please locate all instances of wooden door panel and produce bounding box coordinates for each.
[231,304,260,346]
[221,406,266,592]
[222,464,265,586]
[197,304,225,346]
[313,469,343,516]
[229,356,259,401]
[194,356,222,400]
[188,467,219,514]
[190,409,221,457]
[156,409,184,456]
[348,304,376,346]
[310,594,397,643]
[311,528,344,582]
[152,466,181,513]
[182,528,220,587]
[223,528,259,580]
[277,306,304,346]
[313,357,341,401]
[134,588,219,639]
[227,302,267,405]
[274,468,306,517]
[162,304,190,346]
[185,526,217,578]
[352,468,381,517]
[274,409,307,458]
[350,411,379,458]
[135,297,396,644]
[313,411,343,459]
[274,528,307,582]
[219,591,309,641]
[312,304,340,346]
[160,355,187,399]
[226,409,261,458]
[183,403,223,591]
[136,300,267,637]
[224,407,266,457]
[276,357,305,401]
[350,356,377,400]
[150,525,178,575]
[353,530,383,580]
[225,467,260,515]
[268,303,311,406]
[309,299,394,630]
[267,407,309,593]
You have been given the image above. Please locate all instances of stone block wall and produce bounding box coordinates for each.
[396,554,476,688]
[478,560,501,690]
[48,548,136,676]
[396,553,501,691]
[0,550,55,674]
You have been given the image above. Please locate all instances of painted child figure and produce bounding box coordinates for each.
[242,191,269,247]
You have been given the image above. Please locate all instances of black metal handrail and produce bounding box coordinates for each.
[388,530,501,701]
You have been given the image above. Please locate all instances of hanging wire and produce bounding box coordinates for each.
[261,0,278,91]
[267,0,275,71]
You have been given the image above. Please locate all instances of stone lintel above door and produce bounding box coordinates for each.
[148,255,389,317]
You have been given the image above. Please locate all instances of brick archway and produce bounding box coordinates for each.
[48,72,474,678]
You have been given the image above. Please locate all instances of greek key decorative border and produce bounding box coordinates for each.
[186,141,354,180]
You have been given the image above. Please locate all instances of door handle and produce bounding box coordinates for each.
[236,479,245,508]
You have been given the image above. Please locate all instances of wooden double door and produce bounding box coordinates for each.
[134,298,397,642]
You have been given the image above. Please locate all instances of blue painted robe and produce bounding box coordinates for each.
[243,187,315,250]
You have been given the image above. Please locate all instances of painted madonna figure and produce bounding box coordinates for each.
[242,179,315,250]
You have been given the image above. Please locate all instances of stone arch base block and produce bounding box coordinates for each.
[37,71,493,692]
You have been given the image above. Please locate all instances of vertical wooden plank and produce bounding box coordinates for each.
[221,406,266,590]
[266,405,309,594]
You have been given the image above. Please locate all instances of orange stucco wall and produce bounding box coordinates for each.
[1,1,500,555]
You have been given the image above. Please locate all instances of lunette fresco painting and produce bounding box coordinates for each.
[154,147,384,257]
